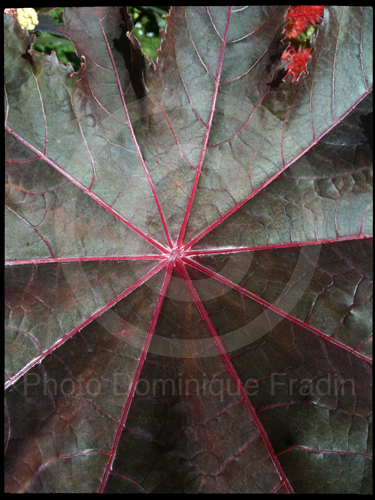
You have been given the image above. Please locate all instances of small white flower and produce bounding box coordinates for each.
[16,8,39,30]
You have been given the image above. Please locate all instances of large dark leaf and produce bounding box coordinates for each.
[4,6,373,493]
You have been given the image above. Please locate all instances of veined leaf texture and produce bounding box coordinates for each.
[4,6,373,493]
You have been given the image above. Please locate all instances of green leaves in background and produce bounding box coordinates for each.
[31,6,170,71]
[130,6,169,58]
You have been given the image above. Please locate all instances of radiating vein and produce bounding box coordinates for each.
[183,257,372,364]
[4,260,167,391]
[96,7,173,249]
[98,259,174,493]
[177,7,232,247]
[178,260,294,494]
[5,125,168,254]
[185,234,373,256]
[183,86,373,251]
[5,255,165,266]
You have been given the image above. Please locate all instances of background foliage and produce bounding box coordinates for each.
[32,6,170,71]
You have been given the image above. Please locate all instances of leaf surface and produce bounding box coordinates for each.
[4,6,373,494]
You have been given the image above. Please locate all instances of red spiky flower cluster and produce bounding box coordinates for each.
[284,5,325,39]
[282,45,313,82]
[282,6,325,81]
